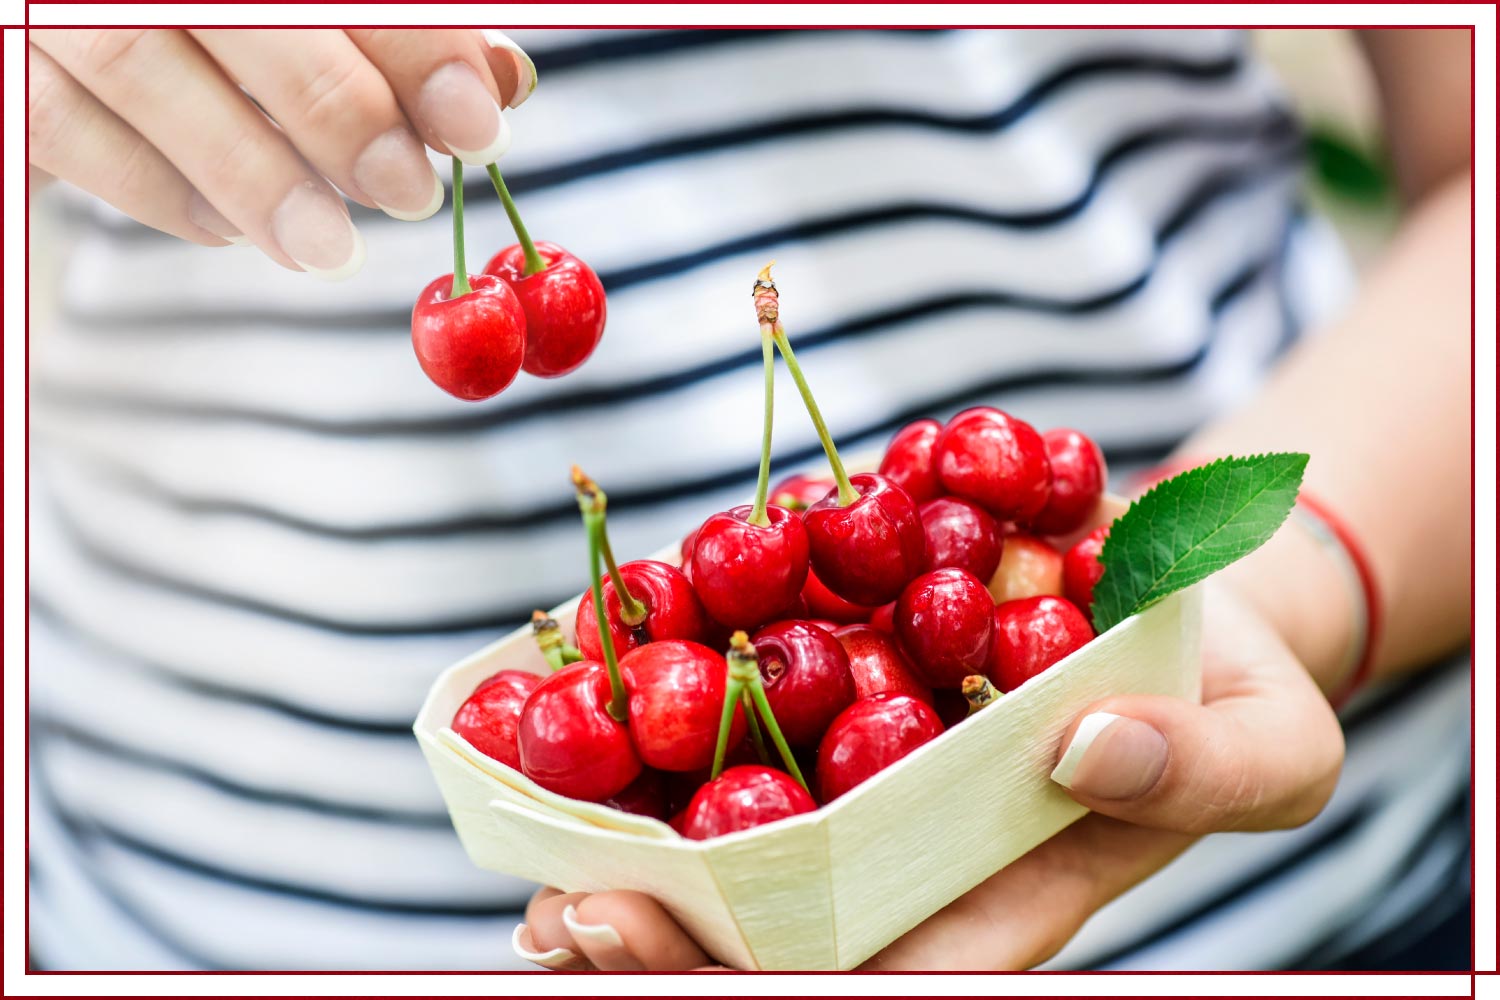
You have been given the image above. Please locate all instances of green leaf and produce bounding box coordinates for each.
[1090,453,1309,634]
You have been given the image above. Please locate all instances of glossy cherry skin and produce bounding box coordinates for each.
[816,693,945,801]
[1031,429,1106,535]
[680,765,817,840]
[1063,526,1109,615]
[450,669,541,770]
[752,620,858,747]
[807,618,841,634]
[988,596,1095,692]
[601,769,669,820]
[804,473,926,606]
[619,640,745,772]
[803,566,880,624]
[832,624,933,704]
[517,661,641,802]
[769,473,837,513]
[919,496,1005,581]
[576,559,709,662]
[690,504,810,629]
[986,532,1064,604]
[411,273,527,401]
[867,601,897,634]
[894,568,995,688]
[935,407,1052,521]
[484,241,606,378]
[878,418,944,504]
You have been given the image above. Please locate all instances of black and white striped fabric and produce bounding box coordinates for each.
[28,28,1469,970]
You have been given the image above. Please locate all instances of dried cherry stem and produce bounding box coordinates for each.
[449,158,472,299]
[747,264,779,526]
[486,163,547,276]
[756,265,857,507]
[573,468,630,722]
[530,610,582,672]
[710,632,810,793]
[962,675,1001,714]
[573,467,647,627]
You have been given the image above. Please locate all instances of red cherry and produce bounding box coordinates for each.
[832,624,933,704]
[689,504,809,629]
[867,601,897,634]
[619,640,745,772]
[816,693,944,801]
[802,566,880,624]
[894,568,995,688]
[450,669,541,770]
[517,661,641,802]
[751,620,857,747]
[1031,429,1106,535]
[769,473,837,513]
[986,532,1065,604]
[806,618,841,634]
[919,496,1005,581]
[679,526,700,566]
[576,559,708,662]
[411,272,527,401]
[804,473,926,606]
[1063,526,1110,614]
[484,241,607,378]
[680,765,817,840]
[878,418,943,504]
[934,407,1052,521]
[988,596,1094,692]
[601,769,669,820]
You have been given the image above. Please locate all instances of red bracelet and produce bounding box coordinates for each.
[1130,459,1383,709]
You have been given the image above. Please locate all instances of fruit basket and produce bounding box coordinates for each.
[413,541,1202,971]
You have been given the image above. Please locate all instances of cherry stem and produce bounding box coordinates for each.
[754,265,855,506]
[711,632,810,792]
[599,531,648,627]
[962,674,1001,714]
[745,680,809,793]
[531,610,582,672]
[574,469,629,722]
[449,158,472,298]
[740,689,771,766]
[486,163,547,277]
[748,331,776,526]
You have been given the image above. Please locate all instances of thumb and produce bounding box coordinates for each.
[1049,592,1345,834]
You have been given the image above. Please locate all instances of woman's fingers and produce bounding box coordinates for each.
[32,28,364,278]
[189,28,443,222]
[27,43,232,246]
[519,888,714,971]
[1051,585,1346,834]
[345,28,514,165]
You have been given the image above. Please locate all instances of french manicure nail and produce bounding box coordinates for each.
[187,192,248,245]
[270,181,366,281]
[1050,711,1168,800]
[353,127,444,222]
[418,61,511,165]
[510,922,583,970]
[483,29,538,107]
[562,904,643,971]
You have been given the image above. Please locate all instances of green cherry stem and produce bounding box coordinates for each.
[740,688,771,766]
[573,468,630,722]
[712,631,810,792]
[962,674,1001,714]
[599,530,648,628]
[531,610,583,672]
[755,266,856,507]
[747,263,781,526]
[449,158,472,298]
[486,163,547,277]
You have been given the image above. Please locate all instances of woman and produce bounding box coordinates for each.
[27,27,1470,970]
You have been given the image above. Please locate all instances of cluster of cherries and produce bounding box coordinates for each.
[450,266,1113,840]
[411,159,607,400]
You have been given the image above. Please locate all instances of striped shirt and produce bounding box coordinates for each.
[28,27,1469,970]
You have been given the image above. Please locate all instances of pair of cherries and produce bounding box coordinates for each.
[412,159,607,401]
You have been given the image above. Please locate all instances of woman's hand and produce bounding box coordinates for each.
[27,28,535,278]
[511,564,1346,971]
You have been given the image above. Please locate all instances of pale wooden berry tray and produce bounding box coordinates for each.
[413,519,1203,971]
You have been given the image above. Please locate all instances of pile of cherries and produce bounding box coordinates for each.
[450,266,1113,840]
[411,159,607,400]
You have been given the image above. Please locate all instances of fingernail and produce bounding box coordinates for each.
[418,61,511,165]
[482,30,538,107]
[270,181,365,281]
[187,192,248,245]
[510,923,583,970]
[1050,711,1168,800]
[353,127,444,222]
[562,904,643,971]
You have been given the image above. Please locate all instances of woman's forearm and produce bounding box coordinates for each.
[1179,171,1472,689]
